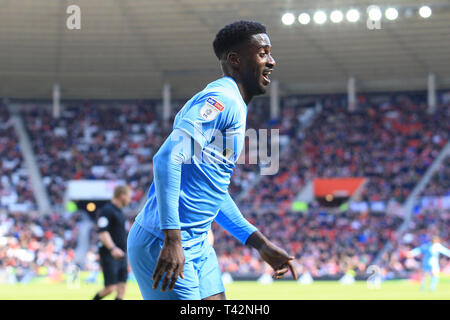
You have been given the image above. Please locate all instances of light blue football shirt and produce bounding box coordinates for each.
[411,242,450,271]
[135,76,248,247]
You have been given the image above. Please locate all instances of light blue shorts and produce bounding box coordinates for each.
[127,222,225,300]
[422,262,440,274]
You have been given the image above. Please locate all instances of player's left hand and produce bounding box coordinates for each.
[258,241,298,280]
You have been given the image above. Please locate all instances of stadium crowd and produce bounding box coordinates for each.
[18,99,282,212]
[0,107,35,212]
[213,206,403,278]
[0,210,80,284]
[377,208,450,279]
[12,93,450,214]
[20,102,169,212]
[238,94,449,212]
[1,205,447,282]
[421,156,450,197]
[0,92,449,282]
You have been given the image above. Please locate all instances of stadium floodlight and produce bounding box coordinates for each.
[367,6,382,21]
[281,12,296,25]
[86,202,96,212]
[346,9,360,22]
[385,7,399,20]
[419,6,432,18]
[313,10,327,24]
[330,10,344,23]
[298,13,311,25]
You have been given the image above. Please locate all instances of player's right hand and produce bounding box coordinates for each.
[153,230,185,292]
[111,247,125,260]
[259,241,298,280]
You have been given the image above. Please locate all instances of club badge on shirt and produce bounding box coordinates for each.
[200,97,225,121]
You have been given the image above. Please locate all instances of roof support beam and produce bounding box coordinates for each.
[270,79,279,119]
[347,76,357,111]
[162,82,171,123]
[52,83,61,119]
[427,73,436,113]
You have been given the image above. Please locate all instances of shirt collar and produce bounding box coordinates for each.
[222,76,247,106]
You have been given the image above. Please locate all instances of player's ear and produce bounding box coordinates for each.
[226,51,240,68]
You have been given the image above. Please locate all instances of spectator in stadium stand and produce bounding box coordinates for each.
[17,94,449,215]
[0,211,80,284]
[213,206,404,278]
[92,185,131,300]
[2,91,448,283]
[0,108,35,211]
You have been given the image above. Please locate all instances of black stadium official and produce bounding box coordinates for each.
[93,185,131,300]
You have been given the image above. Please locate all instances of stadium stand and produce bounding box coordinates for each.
[0,211,80,284]
[19,102,165,212]
[0,107,36,212]
[421,156,450,197]
[238,94,450,213]
[214,208,403,278]
[377,208,450,279]
[0,91,449,282]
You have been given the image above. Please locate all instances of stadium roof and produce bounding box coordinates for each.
[1,0,450,100]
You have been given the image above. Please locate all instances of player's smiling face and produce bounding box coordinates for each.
[241,33,276,96]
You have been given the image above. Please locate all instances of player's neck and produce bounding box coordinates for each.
[236,82,253,105]
[223,73,252,105]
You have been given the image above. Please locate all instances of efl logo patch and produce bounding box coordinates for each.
[200,97,225,120]
[206,97,225,111]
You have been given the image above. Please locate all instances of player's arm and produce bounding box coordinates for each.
[215,192,257,244]
[246,231,297,280]
[437,244,450,258]
[409,247,422,258]
[215,193,298,280]
[151,129,194,292]
[97,211,124,260]
[98,231,124,260]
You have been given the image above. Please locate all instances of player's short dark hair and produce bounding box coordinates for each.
[213,20,267,59]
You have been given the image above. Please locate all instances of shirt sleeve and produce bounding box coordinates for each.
[153,129,194,230]
[174,90,240,149]
[214,192,257,245]
[410,247,422,257]
[97,208,112,233]
[437,244,450,258]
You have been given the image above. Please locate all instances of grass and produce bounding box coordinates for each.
[0,274,449,300]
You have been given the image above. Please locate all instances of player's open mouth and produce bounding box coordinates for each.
[262,70,272,84]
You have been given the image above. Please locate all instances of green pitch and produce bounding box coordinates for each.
[0,276,449,299]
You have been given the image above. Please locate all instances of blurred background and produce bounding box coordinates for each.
[0,0,449,299]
